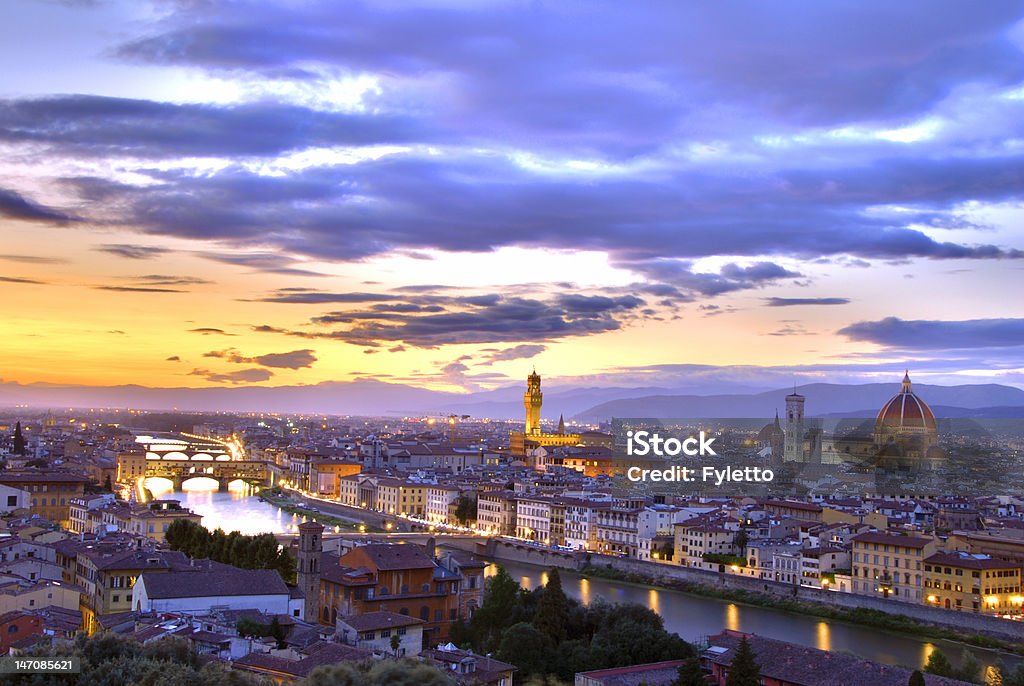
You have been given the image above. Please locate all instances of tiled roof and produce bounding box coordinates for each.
[344,543,435,571]
[575,659,687,686]
[705,631,974,686]
[140,568,289,599]
[338,611,424,631]
[852,532,934,548]
[233,643,373,678]
[925,552,1018,570]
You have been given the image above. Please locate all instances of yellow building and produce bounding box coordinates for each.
[0,579,81,616]
[851,532,937,602]
[116,451,147,483]
[0,471,90,527]
[923,552,1023,614]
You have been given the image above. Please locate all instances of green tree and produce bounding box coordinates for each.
[304,658,453,686]
[908,670,926,686]
[534,568,569,644]
[13,422,26,455]
[497,622,555,678]
[674,656,706,686]
[725,635,761,686]
[734,528,750,554]
[925,649,955,678]
[268,616,287,649]
[955,648,981,684]
[471,564,521,650]
[1001,662,1024,686]
[454,494,477,526]
[391,632,401,656]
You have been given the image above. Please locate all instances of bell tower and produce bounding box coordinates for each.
[297,520,324,623]
[524,369,543,436]
[784,390,806,462]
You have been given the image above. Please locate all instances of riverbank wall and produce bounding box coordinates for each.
[484,539,1024,642]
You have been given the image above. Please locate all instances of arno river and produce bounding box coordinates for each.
[155,480,1017,675]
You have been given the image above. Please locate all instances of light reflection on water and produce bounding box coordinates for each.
[489,559,1020,672]
[146,480,304,536]
[142,489,1023,675]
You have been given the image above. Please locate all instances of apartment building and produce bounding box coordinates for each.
[851,532,937,601]
[477,491,518,537]
[923,551,1023,614]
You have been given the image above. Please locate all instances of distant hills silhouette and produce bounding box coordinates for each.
[2,378,1024,421]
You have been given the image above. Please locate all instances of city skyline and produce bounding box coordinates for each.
[3,1,1024,394]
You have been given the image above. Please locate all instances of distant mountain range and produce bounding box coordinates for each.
[2,378,1023,422]
[572,382,1024,421]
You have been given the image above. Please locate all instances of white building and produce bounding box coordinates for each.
[515,496,553,543]
[132,569,302,616]
[0,484,30,515]
[425,485,461,526]
[336,611,424,657]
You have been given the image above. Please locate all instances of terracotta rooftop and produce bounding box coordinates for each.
[705,631,974,686]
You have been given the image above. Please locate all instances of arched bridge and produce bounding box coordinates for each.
[145,459,270,491]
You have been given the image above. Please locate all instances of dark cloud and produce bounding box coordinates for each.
[166,356,181,361]
[196,252,328,277]
[114,1,1024,141]
[95,244,170,260]
[254,291,646,348]
[765,297,851,307]
[0,276,47,285]
[478,344,547,366]
[133,275,213,286]
[188,367,274,384]
[188,327,235,336]
[0,95,435,159]
[62,149,1024,280]
[94,285,185,293]
[0,254,69,265]
[204,347,318,369]
[0,188,76,223]
[838,317,1024,350]
[259,291,403,304]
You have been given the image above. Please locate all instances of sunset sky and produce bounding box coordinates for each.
[2,1,1024,393]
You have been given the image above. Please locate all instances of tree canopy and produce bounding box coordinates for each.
[165,519,295,583]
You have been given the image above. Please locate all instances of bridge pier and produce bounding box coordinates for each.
[218,477,230,492]
[171,475,184,491]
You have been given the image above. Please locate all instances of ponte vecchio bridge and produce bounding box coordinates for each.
[135,432,271,491]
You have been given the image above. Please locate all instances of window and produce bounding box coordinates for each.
[419,606,430,621]
[397,627,406,636]
[380,629,391,638]
[6,496,15,507]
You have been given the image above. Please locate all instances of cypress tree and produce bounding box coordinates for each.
[674,656,706,686]
[908,669,926,686]
[725,635,761,686]
[534,568,569,644]
[13,422,25,456]
[925,649,954,678]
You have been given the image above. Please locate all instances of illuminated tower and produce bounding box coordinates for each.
[297,520,323,623]
[524,369,543,436]
[783,390,805,462]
